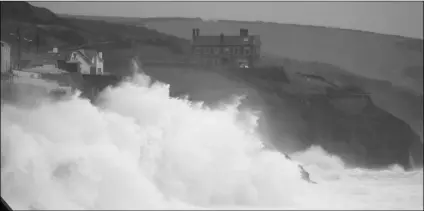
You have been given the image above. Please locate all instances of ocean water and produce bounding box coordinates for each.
[1,69,422,210]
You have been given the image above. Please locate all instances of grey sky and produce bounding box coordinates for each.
[30,1,423,39]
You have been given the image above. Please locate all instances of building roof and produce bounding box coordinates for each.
[23,67,68,74]
[0,41,11,48]
[79,49,98,61]
[40,72,84,89]
[18,51,68,70]
[22,52,67,61]
[26,55,62,68]
[69,49,103,65]
[192,35,260,46]
[18,60,32,69]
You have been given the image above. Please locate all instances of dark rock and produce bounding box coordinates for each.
[283,153,317,184]
[48,88,69,100]
[291,84,422,169]
[79,74,124,101]
[298,164,317,184]
[228,65,423,170]
[230,65,290,83]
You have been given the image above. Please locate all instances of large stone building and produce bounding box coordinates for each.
[1,41,11,73]
[191,28,261,68]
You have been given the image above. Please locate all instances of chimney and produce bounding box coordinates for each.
[53,47,58,53]
[240,28,249,37]
[220,33,224,44]
[196,28,200,36]
[98,52,103,59]
[192,28,196,40]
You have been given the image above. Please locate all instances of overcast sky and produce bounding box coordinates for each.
[30,1,423,39]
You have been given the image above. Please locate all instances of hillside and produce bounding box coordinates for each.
[61,15,423,93]
[58,13,201,26]
[1,1,62,24]
[0,2,190,75]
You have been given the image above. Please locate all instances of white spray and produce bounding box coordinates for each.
[1,68,422,210]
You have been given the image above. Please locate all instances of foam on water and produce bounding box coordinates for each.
[1,69,423,210]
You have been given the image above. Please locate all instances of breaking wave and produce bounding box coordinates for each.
[1,71,423,210]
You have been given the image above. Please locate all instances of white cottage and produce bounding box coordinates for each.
[66,49,104,75]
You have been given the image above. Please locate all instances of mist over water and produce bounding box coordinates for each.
[1,71,423,210]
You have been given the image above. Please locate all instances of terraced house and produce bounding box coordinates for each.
[19,47,105,75]
[1,41,11,73]
[191,28,261,68]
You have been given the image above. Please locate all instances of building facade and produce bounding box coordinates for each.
[1,41,11,73]
[18,48,104,75]
[191,28,261,68]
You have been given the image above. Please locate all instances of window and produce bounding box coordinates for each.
[213,47,220,55]
[244,47,251,55]
[194,47,201,54]
[215,59,220,65]
[223,47,231,55]
[203,47,211,54]
[235,47,241,55]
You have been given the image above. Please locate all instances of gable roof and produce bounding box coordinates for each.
[79,49,97,61]
[68,49,103,65]
[192,35,260,46]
